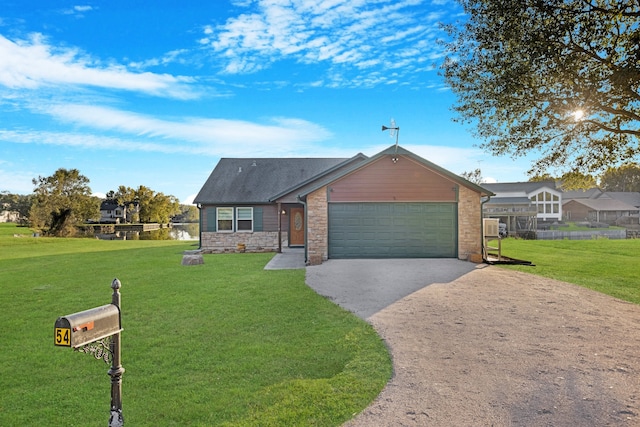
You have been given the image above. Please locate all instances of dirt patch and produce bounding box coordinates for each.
[344,265,640,426]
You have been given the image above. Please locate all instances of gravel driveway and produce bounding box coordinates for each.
[306,260,640,426]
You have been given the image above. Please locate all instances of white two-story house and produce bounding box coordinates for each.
[482,181,563,235]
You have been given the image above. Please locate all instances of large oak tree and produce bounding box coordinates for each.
[442,0,640,177]
[29,168,100,236]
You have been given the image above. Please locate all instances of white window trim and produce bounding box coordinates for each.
[529,189,562,220]
[216,207,234,232]
[236,207,254,232]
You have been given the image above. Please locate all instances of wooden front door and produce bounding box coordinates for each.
[289,207,305,246]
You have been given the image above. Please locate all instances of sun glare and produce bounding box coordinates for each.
[572,109,585,121]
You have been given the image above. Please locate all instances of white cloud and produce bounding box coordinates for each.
[128,49,191,69]
[0,103,334,157]
[61,5,94,16]
[182,194,197,205]
[0,34,199,99]
[205,0,458,87]
[0,169,35,194]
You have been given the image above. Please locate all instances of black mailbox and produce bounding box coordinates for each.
[54,304,122,348]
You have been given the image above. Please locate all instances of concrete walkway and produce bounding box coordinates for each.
[263,248,305,270]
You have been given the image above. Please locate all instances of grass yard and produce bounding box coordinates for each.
[493,237,640,304]
[0,224,391,426]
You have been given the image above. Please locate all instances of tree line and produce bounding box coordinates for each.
[461,163,640,191]
[1,168,198,237]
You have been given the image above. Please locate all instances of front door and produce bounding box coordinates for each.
[289,207,305,246]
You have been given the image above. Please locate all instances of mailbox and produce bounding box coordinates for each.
[54,304,122,348]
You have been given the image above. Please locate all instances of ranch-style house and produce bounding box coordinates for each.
[194,145,494,265]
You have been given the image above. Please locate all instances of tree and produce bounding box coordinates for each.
[528,174,556,183]
[528,171,597,190]
[600,163,640,192]
[460,168,483,184]
[29,168,100,236]
[109,185,180,224]
[0,191,34,223]
[558,171,598,190]
[442,0,640,178]
[172,205,199,223]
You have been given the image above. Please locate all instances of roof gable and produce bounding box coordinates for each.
[299,145,493,197]
[329,154,458,202]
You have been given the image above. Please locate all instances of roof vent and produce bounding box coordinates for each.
[251,160,257,167]
[238,167,242,173]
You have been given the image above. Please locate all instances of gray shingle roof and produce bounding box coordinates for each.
[598,192,640,207]
[481,181,558,194]
[562,188,603,199]
[568,198,638,211]
[194,157,353,204]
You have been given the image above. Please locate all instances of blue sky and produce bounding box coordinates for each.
[0,0,532,204]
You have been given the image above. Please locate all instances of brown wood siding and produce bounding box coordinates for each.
[563,200,591,221]
[328,155,458,202]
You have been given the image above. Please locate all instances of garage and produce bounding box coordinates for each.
[328,202,458,258]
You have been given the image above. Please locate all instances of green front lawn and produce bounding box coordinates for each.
[494,237,640,304]
[0,223,391,426]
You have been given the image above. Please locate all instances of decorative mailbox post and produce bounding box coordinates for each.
[54,278,125,426]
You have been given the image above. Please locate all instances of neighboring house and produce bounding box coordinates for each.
[194,145,493,265]
[1,202,20,222]
[481,181,563,234]
[563,190,640,224]
[0,209,20,223]
[99,201,139,223]
[483,182,640,230]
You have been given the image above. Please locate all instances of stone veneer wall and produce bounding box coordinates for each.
[457,186,482,260]
[306,187,328,265]
[200,231,288,253]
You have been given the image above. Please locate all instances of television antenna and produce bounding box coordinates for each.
[381,118,400,156]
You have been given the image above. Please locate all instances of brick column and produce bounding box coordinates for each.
[458,186,482,260]
[306,187,328,265]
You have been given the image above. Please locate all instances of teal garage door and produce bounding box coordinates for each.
[328,203,457,258]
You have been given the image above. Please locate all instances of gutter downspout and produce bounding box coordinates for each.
[197,203,202,250]
[297,195,308,265]
[277,202,282,253]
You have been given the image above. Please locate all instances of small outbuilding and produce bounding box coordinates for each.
[194,145,493,265]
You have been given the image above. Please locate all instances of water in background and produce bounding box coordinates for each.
[95,223,199,241]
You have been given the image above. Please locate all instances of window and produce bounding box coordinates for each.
[214,207,254,232]
[531,190,561,218]
[236,207,253,232]
[217,207,233,231]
